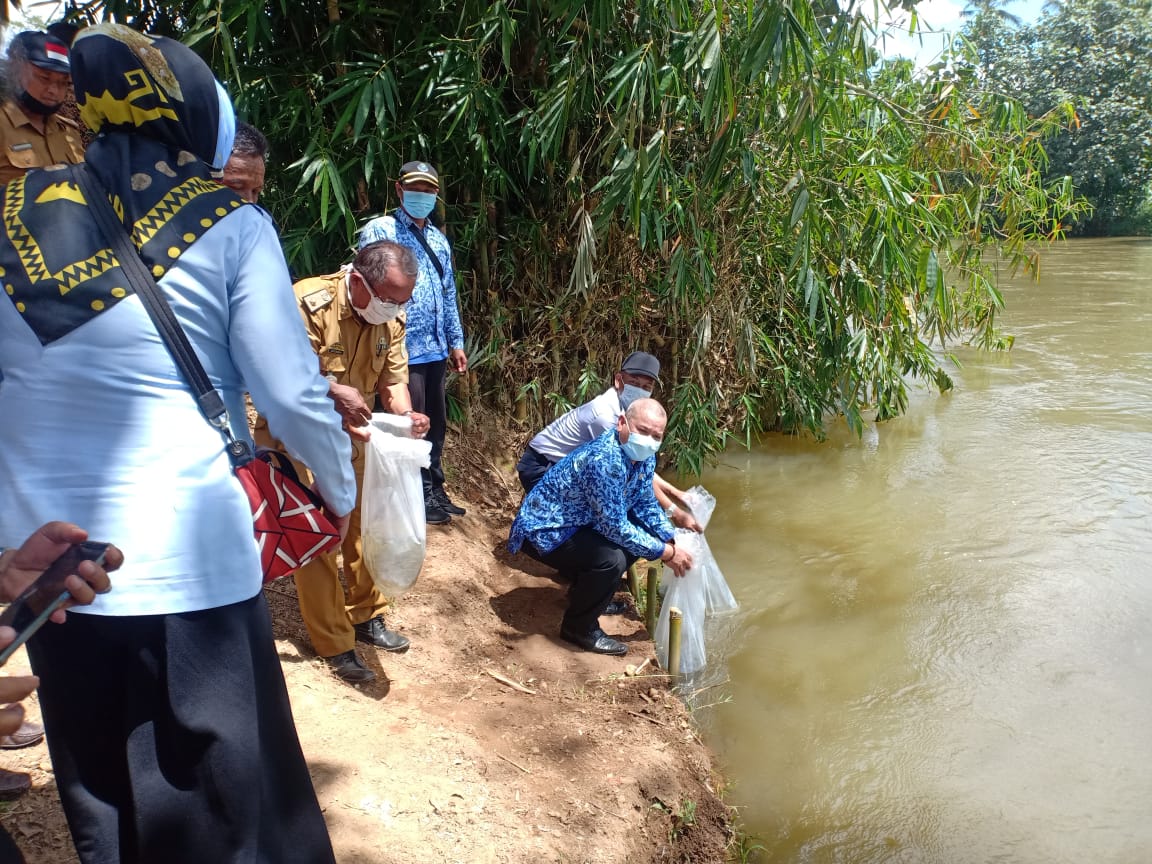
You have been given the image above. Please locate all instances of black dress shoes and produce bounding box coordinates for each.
[353,616,411,653]
[425,500,452,525]
[323,650,376,684]
[431,487,466,516]
[560,627,628,656]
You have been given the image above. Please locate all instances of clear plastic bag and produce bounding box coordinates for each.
[360,415,432,597]
[654,531,708,675]
[680,485,738,615]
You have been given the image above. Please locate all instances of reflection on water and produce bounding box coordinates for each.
[697,239,1152,863]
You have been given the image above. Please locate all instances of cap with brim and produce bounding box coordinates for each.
[620,351,660,383]
[398,161,439,187]
[14,31,71,74]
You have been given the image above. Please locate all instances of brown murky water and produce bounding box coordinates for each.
[695,239,1152,863]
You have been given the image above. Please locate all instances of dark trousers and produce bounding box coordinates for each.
[409,358,448,492]
[0,828,23,864]
[28,594,335,864]
[515,445,555,492]
[526,528,638,634]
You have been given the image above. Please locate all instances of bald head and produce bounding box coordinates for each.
[618,397,667,445]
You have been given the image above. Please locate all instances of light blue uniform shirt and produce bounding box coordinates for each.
[0,206,356,616]
[357,208,464,365]
[508,429,673,561]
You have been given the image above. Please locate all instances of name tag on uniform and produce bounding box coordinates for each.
[326,343,345,355]
[10,143,32,152]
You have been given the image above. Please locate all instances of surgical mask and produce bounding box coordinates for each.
[354,295,402,325]
[621,418,662,462]
[619,383,651,410]
[349,271,403,324]
[402,190,437,219]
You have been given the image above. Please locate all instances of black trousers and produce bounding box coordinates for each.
[515,445,555,492]
[409,358,448,492]
[28,594,335,864]
[526,528,638,634]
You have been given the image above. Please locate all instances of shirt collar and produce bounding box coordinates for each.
[393,206,424,233]
[2,100,34,130]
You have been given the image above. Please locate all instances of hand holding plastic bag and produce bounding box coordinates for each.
[360,414,432,597]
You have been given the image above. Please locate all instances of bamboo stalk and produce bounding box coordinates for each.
[645,563,661,635]
[668,607,683,683]
[627,563,640,602]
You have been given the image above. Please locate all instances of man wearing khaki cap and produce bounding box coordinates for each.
[359,161,469,525]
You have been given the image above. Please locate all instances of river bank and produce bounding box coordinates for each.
[1,433,735,864]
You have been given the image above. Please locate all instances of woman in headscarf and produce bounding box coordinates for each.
[0,24,354,863]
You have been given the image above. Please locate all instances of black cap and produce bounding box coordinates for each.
[398,161,439,187]
[11,31,71,74]
[620,351,660,383]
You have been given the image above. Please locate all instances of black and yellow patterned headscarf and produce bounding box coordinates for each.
[0,23,243,345]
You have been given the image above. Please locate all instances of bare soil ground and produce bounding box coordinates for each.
[0,438,734,863]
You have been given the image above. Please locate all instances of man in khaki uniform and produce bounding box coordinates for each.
[0,31,84,187]
[254,240,430,684]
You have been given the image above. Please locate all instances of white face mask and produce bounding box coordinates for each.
[619,383,652,409]
[355,295,402,325]
[350,271,402,324]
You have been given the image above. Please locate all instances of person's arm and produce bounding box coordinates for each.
[374,318,430,437]
[582,447,668,562]
[439,232,467,372]
[653,474,702,532]
[224,213,356,517]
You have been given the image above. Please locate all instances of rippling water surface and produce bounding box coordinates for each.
[695,239,1152,863]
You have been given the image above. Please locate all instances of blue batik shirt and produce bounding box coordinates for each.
[508,429,674,560]
[357,208,465,365]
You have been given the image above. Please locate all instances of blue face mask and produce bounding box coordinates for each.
[402,190,437,219]
[619,383,651,410]
[621,418,662,462]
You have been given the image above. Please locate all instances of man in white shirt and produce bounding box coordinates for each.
[516,352,702,532]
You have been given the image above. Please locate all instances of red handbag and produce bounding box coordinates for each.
[237,450,341,582]
[76,165,341,583]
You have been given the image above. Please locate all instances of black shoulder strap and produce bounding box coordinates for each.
[74,164,252,466]
[401,219,446,283]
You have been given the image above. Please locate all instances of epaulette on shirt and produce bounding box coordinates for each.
[55,113,80,130]
[300,286,335,313]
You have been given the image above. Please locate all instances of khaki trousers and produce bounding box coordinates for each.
[290,440,388,657]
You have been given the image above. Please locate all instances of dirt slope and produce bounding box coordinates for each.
[2,471,733,863]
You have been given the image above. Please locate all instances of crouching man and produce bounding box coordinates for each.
[507,398,693,655]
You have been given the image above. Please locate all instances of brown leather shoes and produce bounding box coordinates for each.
[0,720,44,749]
[0,768,31,801]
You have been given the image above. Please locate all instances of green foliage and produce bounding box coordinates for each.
[959,0,1152,235]
[59,1,1085,470]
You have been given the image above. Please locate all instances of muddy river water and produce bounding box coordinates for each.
[694,239,1152,863]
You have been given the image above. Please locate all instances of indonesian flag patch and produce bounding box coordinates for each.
[44,42,69,67]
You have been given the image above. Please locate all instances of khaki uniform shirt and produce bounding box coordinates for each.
[0,100,85,187]
[253,270,407,450]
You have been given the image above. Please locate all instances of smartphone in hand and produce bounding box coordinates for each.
[0,541,109,666]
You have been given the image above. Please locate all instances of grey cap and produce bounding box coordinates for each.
[620,351,660,382]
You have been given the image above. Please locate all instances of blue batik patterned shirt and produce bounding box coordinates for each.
[357,208,465,365]
[508,429,674,560]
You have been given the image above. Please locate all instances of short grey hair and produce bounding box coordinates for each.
[354,240,418,286]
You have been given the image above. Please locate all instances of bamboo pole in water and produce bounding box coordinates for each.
[668,607,683,682]
[646,563,661,635]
